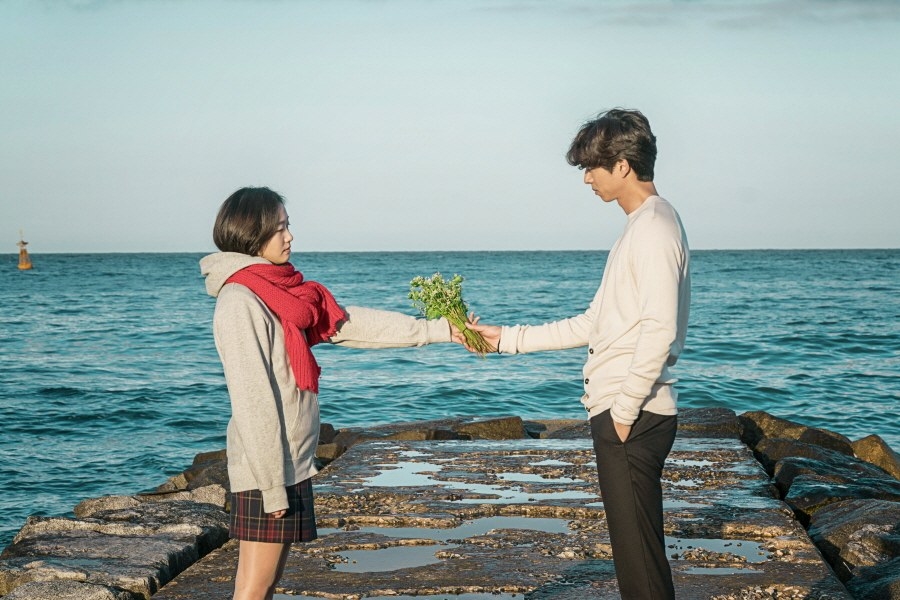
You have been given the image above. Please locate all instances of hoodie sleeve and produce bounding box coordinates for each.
[328,306,452,348]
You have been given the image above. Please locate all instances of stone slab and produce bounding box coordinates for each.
[153,436,851,599]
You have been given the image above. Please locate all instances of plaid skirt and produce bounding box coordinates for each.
[229,478,317,543]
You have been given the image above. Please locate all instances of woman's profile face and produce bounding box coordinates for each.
[258,205,293,264]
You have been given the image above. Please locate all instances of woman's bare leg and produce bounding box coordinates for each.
[233,540,291,600]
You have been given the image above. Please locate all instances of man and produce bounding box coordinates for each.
[463,108,690,599]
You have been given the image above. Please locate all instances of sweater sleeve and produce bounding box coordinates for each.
[497,289,600,355]
[327,305,452,348]
[609,220,687,426]
[214,290,289,513]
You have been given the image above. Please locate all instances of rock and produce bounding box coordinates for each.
[73,495,142,517]
[807,499,900,582]
[2,580,140,600]
[853,434,900,480]
[315,442,344,462]
[6,411,896,599]
[739,411,807,448]
[846,557,900,600]
[455,416,526,440]
[534,419,591,439]
[783,476,900,525]
[0,501,229,598]
[152,451,229,495]
[316,416,530,464]
[677,407,742,439]
[75,485,228,516]
[753,438,857,477]
[319,422,337,445]
[739,411,854,456]
[0,529,196,599]
[151,436,853,600]
[772,455,894,498]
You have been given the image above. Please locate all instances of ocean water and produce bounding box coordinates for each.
[1,250,898,548]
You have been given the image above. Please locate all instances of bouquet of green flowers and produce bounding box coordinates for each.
[408,272,492,356]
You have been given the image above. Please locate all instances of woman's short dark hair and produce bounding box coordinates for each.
[566,108,657,181]
[213,187,286,256]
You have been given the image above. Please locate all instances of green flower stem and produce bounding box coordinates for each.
[409,272,492,356]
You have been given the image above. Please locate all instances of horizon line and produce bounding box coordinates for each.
[5,247,899,255]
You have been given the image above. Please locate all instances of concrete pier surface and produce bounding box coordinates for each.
[152,433,850,600]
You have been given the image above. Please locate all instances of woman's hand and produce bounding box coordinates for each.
[269,509,287,519]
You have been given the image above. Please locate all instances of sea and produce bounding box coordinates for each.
[1,250,898,548]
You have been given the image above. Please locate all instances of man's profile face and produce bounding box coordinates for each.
[583,164,620,203]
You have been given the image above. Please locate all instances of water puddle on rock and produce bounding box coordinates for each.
[667,536,768,563]
[498,472,583,484]
[334,543,444,572]
[277,594,523,599]
[319,515,571,573]
[682,566,763,575]
[667,457,715,467]
[584,497,709,509]
[361,461,596,504]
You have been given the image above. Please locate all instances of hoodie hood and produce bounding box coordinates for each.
[199,252,270,298]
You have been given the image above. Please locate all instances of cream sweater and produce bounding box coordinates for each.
[200,252,451,513]
[498,196,690,426]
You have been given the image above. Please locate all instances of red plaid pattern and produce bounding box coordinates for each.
[229,479,317,543]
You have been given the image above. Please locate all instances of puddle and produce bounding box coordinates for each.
[320,515,571,541]
[663,498,709,509]
[666,537,768,563]
[333,543,444,572]
[667,458,715,467]
[530,459,573,466]
[682,566,763,575]
[364,461,444,487]
[277,595,522,599]
[456,484,596,504]
[319,516,571,573]
[498,472,583,484]
[399,450,432,458]
[362,461,596,504]
[584,498,709,509]
[666,478,702,487]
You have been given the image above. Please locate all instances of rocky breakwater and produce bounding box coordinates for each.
[0,409,896,600]
[740,411,900,600]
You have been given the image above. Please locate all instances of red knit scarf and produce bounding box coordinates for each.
[226,263,346,393]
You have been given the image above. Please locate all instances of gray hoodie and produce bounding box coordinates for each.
[200,252,451,512]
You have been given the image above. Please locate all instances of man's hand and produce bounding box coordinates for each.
[452,313,500,353]
[614,421,632,443]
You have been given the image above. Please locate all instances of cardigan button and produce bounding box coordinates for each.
[584,378,590,385]
[589,348,594,354]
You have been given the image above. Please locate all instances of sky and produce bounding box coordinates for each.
[1,0,899,253]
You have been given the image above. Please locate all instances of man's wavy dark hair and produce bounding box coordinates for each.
[566,108,657,182]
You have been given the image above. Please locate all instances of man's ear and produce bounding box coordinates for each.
[614,159,632,178]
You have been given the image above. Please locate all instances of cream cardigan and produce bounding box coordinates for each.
[498,196,690,426]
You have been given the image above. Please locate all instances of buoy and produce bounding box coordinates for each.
[17,230,33,270]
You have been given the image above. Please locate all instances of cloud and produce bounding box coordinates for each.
[475,0,900,29]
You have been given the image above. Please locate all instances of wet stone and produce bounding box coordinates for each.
[852,434,900,480]
[152,436,851,600]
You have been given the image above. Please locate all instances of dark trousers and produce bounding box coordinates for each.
[590,409,677,600]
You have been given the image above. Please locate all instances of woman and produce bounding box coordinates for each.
[200,186,452,600]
